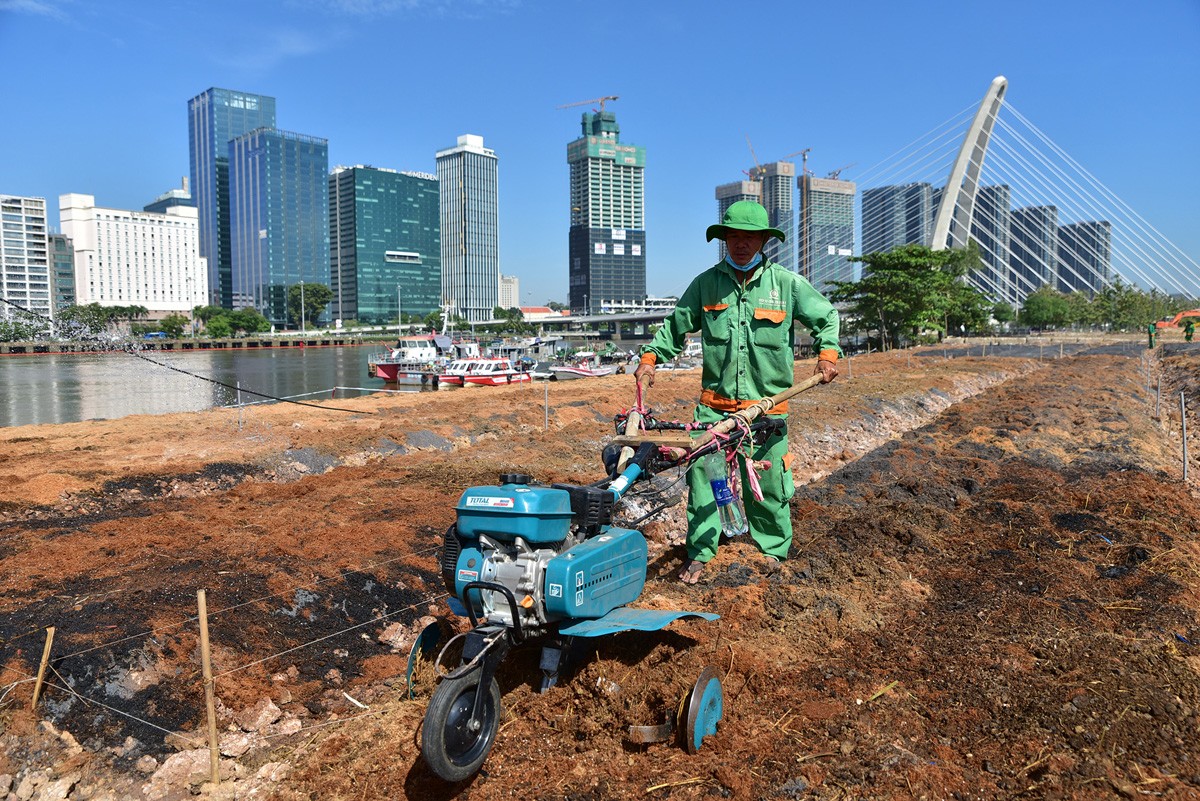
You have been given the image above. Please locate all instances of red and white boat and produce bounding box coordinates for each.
[368,335,479,385]
[440,358,532,387]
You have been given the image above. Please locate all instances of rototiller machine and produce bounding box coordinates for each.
[418,375,822,782]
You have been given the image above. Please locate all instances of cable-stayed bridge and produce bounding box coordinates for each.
[852,75,1199,307]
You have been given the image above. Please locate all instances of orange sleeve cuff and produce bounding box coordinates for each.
[818,349,839,364]
[639,352,658,366]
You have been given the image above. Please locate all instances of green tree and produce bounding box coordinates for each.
[490,306,530,334]
[992,302,1016,326]
[56,303,112,338]
[943,277,994,336]
[1064,291,1099,328]
[1020,286,1070,329]
[1090,280,1172,331]
[107,305,148,331]
[0,308,50,341]
[423,309,445,332]
[828,243,986,349]
[159,313,189,338]
[205,316,233,338]
[228,307,270,335]
[194,305,225,324]
[287,283,333,329]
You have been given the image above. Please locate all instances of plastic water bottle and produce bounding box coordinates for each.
[703,451,749,537]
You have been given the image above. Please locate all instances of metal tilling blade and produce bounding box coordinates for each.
[683,666,724,754]
[627,720,675,744]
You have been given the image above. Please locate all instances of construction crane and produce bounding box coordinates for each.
[745,135,764,180]
[826,162,857,180]
[746,140,812,180]
[557,95,620,113]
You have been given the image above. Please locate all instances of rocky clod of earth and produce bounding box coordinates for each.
[1,336,1199,800]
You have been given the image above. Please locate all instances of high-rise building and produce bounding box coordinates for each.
[48,233,76,311]
[566,111,645,314]
[0,195,51,322]
[187,88,277,309]
[798,176,856,290]
[437,134,500,323]
[1057,220,1111,296]
[968,185,1015,304]
[861,183,934,255]
[1011,205,1059,296]
[59,193,207,315]
[499,274,519,310]
[228,128,329,327]
[714,180,761,262]
[750,162,795,272]
[329,165,441,326]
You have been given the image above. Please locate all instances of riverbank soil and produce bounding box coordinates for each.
[2,336,1199,800]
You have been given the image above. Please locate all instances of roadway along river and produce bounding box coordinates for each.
[0,343,426,428]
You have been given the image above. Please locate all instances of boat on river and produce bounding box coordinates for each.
[440,358,532,387]
[545,350,620,380]
[368,334,478,385]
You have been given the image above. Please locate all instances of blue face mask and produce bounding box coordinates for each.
[725,251,763,271]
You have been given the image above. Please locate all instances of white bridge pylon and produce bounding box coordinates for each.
[929,75,1008,252]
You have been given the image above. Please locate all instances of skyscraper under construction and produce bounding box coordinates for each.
[566,107,645,314]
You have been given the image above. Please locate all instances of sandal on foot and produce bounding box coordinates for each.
[678,559,705,584]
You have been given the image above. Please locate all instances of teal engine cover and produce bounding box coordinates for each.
[456,481,573,544]
[543,526,646,619]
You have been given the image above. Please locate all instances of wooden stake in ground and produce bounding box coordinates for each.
[30,626,55,711]
[197,589,220,786]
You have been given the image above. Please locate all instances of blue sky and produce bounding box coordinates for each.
[1,0,1196,304]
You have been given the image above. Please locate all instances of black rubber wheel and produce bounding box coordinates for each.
[421,671,502,782]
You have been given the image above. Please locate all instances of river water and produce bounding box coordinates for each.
[0,343,423,428]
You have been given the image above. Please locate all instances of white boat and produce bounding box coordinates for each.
[548,363,618,380]
[440,358,532,387]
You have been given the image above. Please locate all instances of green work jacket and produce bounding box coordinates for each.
[641,258,841,405]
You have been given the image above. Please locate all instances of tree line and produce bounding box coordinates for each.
[0,283,340,342]
[825,243,1191,351]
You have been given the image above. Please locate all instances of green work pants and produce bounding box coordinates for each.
[685,405,794,563]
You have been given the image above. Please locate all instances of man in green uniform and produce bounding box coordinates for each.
[1185,319,1195,343]
[634,201,841,583]
[1148,322,1157,349]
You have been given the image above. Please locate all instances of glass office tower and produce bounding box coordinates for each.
[228,128,330,327]
[437,134,499,323]
[48,233,76,311]
[566,111,646,314]
[798,175,856,290]
[188,88,277,309]
[970,185,1015,304]
[1011,205,1059,297]
[861,182,934,255]
[329,165,441,325]
[1057,220,1112,296]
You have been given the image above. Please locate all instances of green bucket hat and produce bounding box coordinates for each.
[705,200,785,242]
